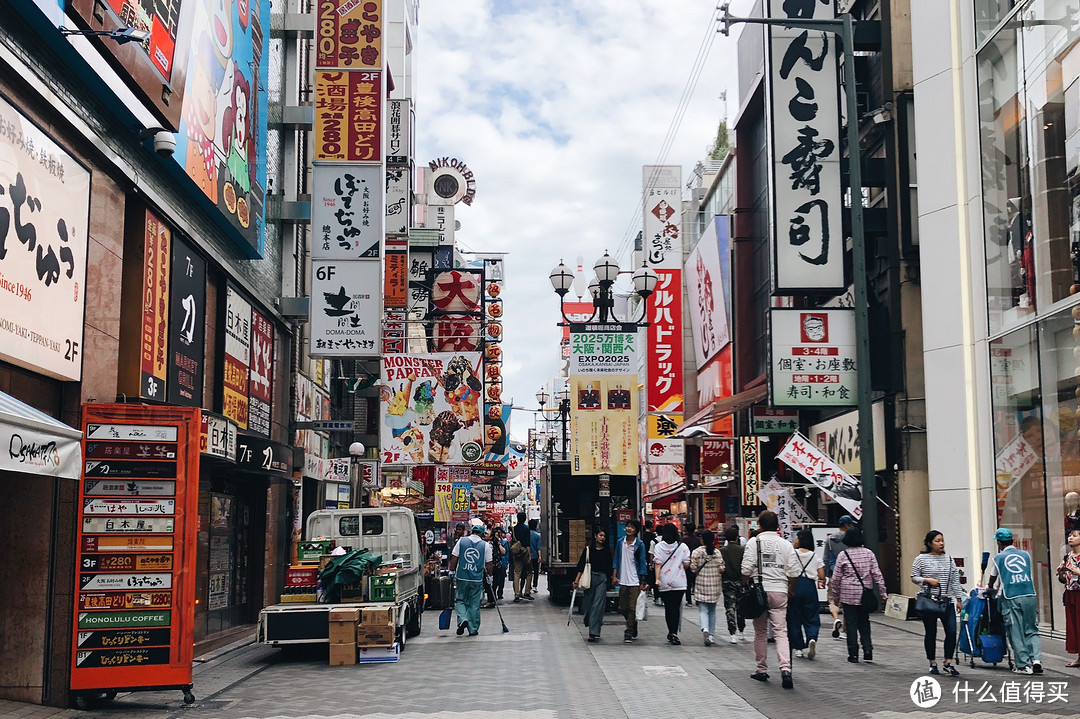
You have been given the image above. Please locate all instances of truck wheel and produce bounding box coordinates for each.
[406,599,423,637]
[397,619,407,651]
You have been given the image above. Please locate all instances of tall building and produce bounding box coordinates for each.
[913,0,1080,634]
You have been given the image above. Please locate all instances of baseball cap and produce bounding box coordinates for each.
[994,527,1014,542]
[838,515,855,527]
[471,524,485,534]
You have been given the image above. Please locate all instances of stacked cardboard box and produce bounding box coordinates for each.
[568,520,587,566]
[357,606,395,648]
[358,643,399,663]
[328,607,359,666]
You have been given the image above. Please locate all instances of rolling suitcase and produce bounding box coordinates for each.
[436,575,454,609]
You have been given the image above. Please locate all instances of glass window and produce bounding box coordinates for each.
[1022,0,1080,313]
[1037,307,1080,632]
[362,515,384,536]
[339,516,359,536]
[975,0,1020,46]
[990,325,1053,626]
[978,25,1032,334]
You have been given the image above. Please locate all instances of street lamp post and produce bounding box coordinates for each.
[549,252,659,324]
[536,387,571,461]
[720,6,878,553]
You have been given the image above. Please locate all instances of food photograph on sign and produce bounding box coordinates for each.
[380,353,484,465]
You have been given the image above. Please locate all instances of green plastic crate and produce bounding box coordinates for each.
[368,575,397,603]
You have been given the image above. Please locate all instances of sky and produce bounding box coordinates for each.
[414,0,747,441]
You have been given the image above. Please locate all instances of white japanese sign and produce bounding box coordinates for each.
[770,309,857,407]
[311,165,383,259]
[685,218,730,368]
[776,431,862,520]
[642,165,682,269]
[767,0,844,290]
[309,260,382,356]
[995,434,1038,484]
[645,437,684,465]
[0,95,91,381]
[569,323,638,375]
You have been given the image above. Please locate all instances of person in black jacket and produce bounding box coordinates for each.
[573,525,615,642]
[512,512,533,601]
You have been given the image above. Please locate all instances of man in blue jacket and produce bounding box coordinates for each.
[529,519,542,591]
[986,527,1042,675]
[449,524,493,636]
[613,519,649,643]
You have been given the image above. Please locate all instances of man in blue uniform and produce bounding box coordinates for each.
[986,527,1042,675]
[450,524,493,636]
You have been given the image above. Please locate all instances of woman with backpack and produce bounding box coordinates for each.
[787,529,825,659]
[911,530,965,675]
[689,530,725,645]
[720,524,747,643]
[830,528,887,663]
[654,522,691,645]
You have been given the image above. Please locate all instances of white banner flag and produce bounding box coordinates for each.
[776,431,862,520]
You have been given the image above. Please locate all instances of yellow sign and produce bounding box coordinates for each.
[569,374,639,476]
[434,482,451,522]
[647,413,683,440]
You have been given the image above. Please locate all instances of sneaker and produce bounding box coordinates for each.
[1013,665,1033,675]
[943,664,960,677]
[929,664,940,675]
[794,650,805,659]
[632,629,638,639]
[624,636,633,644]
[863,651,873,662]
[523,594,535,601]
[807,638,817,660]
[739,630,747,642]
[781,671,793,689]
[1033,662,1043,675]
[832,619,842,638]
[483,601,496,609]
[847,656,859,663]
[767,637,776,644]
[668,634,681,645]
[839,631,847,640]
[729,634,739,645]
[513,597,521,603]
[587,635,599,643]
[456,622,467,636]
[707,635,715,646]
[750,672,770,682]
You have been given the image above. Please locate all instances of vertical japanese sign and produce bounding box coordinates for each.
[386,99,411,165]
[73,405,199,692]
[428,269,484,353]
[310,260,381,356]
[311,166,383,259]
[645,269,684,459]
[642,165,682,269]
[0,95,90,382]
[223,286,251,429]
[384,251,408,308]
[769,309,856,407]
[740,437,761,507]
[315,0,383,69]
[248,309,274,437]
[569,374,639,476]
[167,238,206,406]
[766,0,843,290]
[314,70,383,162]
[684,216,730,368]
[140,210,171,402]
[386,99,412,234]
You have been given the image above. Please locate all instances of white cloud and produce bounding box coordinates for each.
[414,0,741,440]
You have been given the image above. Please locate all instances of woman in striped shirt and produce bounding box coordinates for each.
[911,530,965,676]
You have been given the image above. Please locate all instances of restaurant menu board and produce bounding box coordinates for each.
[72,405,200,693]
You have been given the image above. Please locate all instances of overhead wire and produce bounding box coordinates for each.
[612,4,724,265]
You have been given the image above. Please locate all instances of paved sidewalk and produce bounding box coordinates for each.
[1,581,1077,718]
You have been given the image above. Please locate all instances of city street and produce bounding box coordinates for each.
[3,580,1078,719]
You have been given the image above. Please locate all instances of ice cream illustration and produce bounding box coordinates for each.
[399,425,426,463]
[428,410,462,462]
[442,356,482,427]
[413,381,436,425]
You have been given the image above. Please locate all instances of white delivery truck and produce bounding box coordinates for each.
[257,507,425,650]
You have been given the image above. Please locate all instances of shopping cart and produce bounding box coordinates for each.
[957,587,1012,669]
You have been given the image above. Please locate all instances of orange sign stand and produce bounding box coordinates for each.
[71,404,200,705]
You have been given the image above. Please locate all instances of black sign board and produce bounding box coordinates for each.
[73,646,171,668]
[167,238,206,406]
[75,627,172,650]
[236,435,293,478]
[84,460,178,479]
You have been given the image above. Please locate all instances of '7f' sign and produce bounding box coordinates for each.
[768,0,843,291]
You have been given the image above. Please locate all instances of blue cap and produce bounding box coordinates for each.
[471,524,485,534]
[994,528,1013,542]
[838,515,855,527]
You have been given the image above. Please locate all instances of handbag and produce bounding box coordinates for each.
[847,550,880,613]
[578,546,592,590]
[915,586,950,617]
[737,539,769,619]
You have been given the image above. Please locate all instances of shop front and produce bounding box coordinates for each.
[0,390,82,704]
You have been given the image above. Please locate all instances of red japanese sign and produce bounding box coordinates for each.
[314,70,382,162]
[384,250,408,308]
[646,268,684,424]
[430,270,483,312]
[316,0,383,69]
[248,308,274,437]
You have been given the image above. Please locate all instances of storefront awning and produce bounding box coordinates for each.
[676,384,769,435]
[0,390,82,479]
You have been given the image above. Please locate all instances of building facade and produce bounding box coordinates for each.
[914,0,1080,635]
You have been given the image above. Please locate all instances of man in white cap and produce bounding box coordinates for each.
[449,523,493,636]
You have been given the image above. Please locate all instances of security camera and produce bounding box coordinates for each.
[153,130,175,157]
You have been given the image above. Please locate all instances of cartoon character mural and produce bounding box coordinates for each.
[175,0,267,255]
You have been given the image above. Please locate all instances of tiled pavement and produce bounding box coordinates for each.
[3,579,1079,719]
